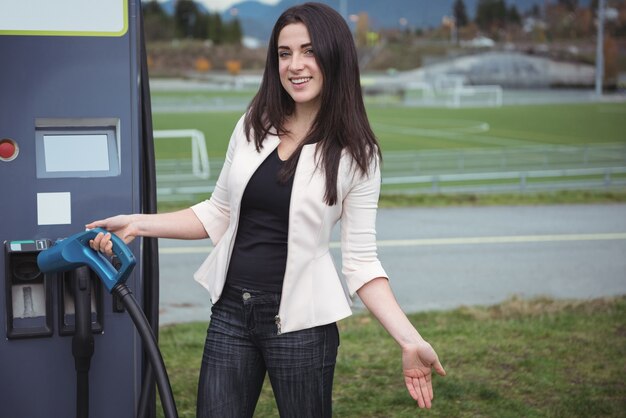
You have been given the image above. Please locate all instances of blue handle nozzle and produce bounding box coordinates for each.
[37,228,136,293]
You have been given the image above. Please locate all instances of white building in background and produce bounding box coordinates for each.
[242,36,262,49]
[402,52,595,88]
[460,36,495,48]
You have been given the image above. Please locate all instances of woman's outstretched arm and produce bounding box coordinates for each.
[86,209,208,254]
[356,277,446,409]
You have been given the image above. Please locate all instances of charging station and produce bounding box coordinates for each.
[0,1,161,417]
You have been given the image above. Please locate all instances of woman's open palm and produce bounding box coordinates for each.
[402,341,446,409]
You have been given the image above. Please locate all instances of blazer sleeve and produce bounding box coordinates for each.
[190,115,244,245]
[340,158,389,295]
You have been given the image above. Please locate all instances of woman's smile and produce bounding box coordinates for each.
[278,22,323,109]
[290,77,312,85]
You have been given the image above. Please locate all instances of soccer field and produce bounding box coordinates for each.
[152,102,626,159]
[152,99,626,200]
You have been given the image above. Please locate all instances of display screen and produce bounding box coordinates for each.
[43,134,110,172]
[35,126,120,178]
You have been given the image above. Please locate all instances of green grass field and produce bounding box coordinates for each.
[157,296,626,418]
[152,101,626,159]
[152,97,626,208]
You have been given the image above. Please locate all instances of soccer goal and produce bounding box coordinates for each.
[444,85,503,108]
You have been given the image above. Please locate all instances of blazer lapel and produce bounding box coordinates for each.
[293,143,319,186]
[230,135,280,204]
[288,143,326,233]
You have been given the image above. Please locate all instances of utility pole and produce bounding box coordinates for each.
[595,0,606,96]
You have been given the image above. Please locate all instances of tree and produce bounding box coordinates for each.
[453,0,469,27]
[142,0,174,41]
[208,13,224,44]
[223,18,243,45]
[507,4,522,25]
[476,0,507,32]
[144,0,242,44]
[143,0,166,17]
[192,13,209,39]
[530,3,542,18]
[558,0,579,12]
[174,0,201,38]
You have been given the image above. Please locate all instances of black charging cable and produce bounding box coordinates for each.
[112,283,178,418]
[72,266,95,418]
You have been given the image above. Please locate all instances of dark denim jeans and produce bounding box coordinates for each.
[196,285,340,418]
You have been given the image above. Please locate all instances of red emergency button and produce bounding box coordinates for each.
[0,138,19,161]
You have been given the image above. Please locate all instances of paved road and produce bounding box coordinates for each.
[157,204,626,325]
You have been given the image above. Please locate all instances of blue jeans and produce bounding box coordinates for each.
[196,285,340,418]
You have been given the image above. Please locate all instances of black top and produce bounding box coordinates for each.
[226,148,294,293]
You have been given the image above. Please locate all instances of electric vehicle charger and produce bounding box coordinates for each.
[37,228,179,418]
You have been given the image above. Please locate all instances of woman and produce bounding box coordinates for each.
[88,3,445,417]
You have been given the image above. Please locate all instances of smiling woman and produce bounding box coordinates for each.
[88,3,446,417]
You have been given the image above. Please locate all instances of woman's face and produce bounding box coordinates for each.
[277,22,323,111]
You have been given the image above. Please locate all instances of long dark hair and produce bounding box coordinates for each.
[244,2,381,206]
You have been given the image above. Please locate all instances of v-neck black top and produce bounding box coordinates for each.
[225,148,294,293]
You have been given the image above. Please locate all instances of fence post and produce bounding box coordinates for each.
[432,176,440,193]
[604,169,612,187]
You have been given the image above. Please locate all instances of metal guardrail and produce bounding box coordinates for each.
[156,143,626,201]
[381,143,626,175]
[384,167,626,184]
[383,166,626,194]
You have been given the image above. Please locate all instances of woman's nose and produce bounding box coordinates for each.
[289,54,304,71]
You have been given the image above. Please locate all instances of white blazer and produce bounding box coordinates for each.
[191,115,388,334]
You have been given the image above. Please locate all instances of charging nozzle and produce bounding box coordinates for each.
[37,228,136,293]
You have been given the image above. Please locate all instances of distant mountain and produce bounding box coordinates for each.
[220,0,592,41]
[220,0,453,40]
[152,0,592,41]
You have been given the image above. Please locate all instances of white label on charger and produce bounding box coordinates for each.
[37,192,72,225]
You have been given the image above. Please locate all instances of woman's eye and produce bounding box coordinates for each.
[304,49,314,55]
[279,51,291,58]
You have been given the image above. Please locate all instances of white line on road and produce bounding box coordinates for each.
[158,232,626,254]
